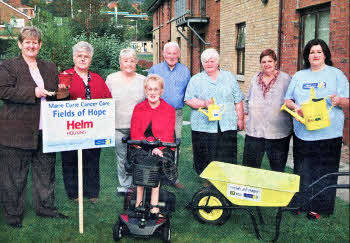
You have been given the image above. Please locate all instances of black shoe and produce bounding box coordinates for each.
[9,223,22,228]
[37,210,68,219]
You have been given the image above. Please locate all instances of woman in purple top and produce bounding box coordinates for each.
[243,49,292,172]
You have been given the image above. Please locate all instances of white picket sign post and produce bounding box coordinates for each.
[42,98,115,234]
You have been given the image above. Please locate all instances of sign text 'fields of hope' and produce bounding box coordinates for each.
[42,99,115,153]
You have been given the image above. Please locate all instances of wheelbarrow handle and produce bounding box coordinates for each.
[307,171,349,190]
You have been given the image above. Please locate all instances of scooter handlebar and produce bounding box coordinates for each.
[123,137,180,148]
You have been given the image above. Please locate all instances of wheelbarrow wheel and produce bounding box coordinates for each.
[192,187,231,225]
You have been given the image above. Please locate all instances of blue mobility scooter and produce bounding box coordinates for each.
[113,137,180,242]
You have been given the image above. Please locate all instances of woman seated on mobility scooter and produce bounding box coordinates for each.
[130,74,176,218]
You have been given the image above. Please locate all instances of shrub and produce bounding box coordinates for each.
[72,33,128,79]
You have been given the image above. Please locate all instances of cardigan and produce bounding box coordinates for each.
[130,99,175,144]
[106,72,145,129]
[244,71,293,139]
[62,68,112,100]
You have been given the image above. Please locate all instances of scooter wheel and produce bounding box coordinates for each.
[192,187,231,225]
[162,220,171,243]
[113,220,125,242]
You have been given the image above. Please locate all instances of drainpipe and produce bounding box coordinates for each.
[159,10,161,63]
[190,0,193,74]
[277,0,283,69]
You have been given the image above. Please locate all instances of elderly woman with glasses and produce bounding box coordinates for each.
[131,74,175,217]
[106,48,145,195]
[60,41,112,203]
[185,48,245,176]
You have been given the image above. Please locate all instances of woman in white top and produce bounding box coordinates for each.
[106,48,146,194]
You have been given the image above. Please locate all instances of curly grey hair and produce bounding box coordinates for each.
[201,48,219,65]
[119,48,137,62]
[72,41,94,57]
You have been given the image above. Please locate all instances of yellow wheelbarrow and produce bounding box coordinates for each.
[187,162,349,242]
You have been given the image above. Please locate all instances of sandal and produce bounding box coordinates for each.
[150,204,164,218]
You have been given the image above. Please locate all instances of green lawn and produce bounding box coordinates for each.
[0,106,349,243]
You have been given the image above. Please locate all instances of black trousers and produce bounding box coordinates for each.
[61,148,101,199]
[290,136,342,215]
[192,129,237,175]
[242,134,291,172]
[0,139,56,225]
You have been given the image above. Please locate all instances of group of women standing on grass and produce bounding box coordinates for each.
[185,40,349,218]
[0,25,348,229]
[243,39,349,217]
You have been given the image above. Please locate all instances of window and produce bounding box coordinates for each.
[168,0,172,20]
[177,37,181,51]
[10,18,25,28]
[200,0,206,16]
[216,29,220,53]
[299,5,330,69]
[161,4,164,23]
[199,33,206,72]
[236,23,246,75]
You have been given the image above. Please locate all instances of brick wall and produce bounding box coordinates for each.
[152,28,160,65]
[152,0,192,69]
[151,0,220,76]
[280,0,349,78]
[190,0,220,75]
[220,0,280,94]
[280,0,350,144]
[159,2,171,62]
[170,21,191,68]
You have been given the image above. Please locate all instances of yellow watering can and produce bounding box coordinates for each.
[280,88,334,130]
[198,98,225,121]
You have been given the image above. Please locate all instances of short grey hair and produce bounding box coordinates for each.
[163,42,180,53]
[201,48,219,64]
[119,48,137,62]
[72,41,94,57]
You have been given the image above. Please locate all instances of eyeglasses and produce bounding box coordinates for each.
[146,88,160,93]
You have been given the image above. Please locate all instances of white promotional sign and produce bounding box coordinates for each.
[42,99,115,153]
[227,183,262,202]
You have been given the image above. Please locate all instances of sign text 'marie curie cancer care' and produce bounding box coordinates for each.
[42,99,115,153]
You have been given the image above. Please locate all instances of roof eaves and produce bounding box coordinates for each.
[147,0,164,13]
[0,1,32,19]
